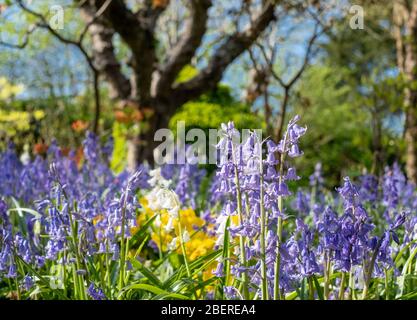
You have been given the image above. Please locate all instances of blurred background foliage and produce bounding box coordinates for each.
[0,0,410,188]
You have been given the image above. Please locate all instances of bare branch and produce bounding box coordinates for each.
[78,0,113,44]
[15,0,96,71]
[0,25,37,49]
[154,0,212,97]
[80,3,131,99]
[92,0,157,105]
[172,0,277,104]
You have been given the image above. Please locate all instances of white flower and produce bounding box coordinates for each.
[146,187,180,216]
[148,168,171,188]
[154,214,161,228]
[214,215,229,247]
[158,189,176,208]
[233,246,240,255]
[165,217,174,233]
[159,189,180,219]
[146,187,162,211]
[20,144,30,165]
[182,230,190,243]
[215,234,224,248]
[168,237,178,251]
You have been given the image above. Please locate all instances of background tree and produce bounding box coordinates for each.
[322,0,401,177]
[75,0,279,168]
[393,0,417,183]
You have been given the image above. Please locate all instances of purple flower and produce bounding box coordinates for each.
[22,275,34,291]
[87,283,107,300]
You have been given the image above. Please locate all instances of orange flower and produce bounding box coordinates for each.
[33,143,48,155]
[60,147,71,157]
[114,110,131,124]
[74,147,84,165]
[132,110,144,122]
[71,120,89,132]
[152,0,169,9]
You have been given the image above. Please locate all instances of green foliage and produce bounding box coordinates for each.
[170,84,264,133]
[293,65,374,187]
[174,65,199,84]
[111,122,128,173]
[169,101,262,133]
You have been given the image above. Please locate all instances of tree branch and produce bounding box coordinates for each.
[154,0,212,97]
[92,0,158,105]
[172,0,277,104]
[0,25,37,49]
[80,3,131,99]
[15,0,95,71]
[14,0,105,133]
[269,22,323,89]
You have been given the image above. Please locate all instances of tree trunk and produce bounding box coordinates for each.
[126,104,173,171]
[275,87,289,141]
[405,94,417,183]
[78,0,276,169]
[371,107,383,176]
[393,1,417,183]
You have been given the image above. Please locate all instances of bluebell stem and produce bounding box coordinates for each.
[272,115,306,300]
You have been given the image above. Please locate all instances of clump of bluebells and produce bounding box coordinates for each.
[0,118,416,300]
[209,116,413,300]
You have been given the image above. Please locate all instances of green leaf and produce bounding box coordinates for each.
[8,207,42,219]
[395,239,417,267]
[285,290,298,300]
[129,214,157,247]
[119,283,190,300]
[397,291,417,300]
[130,257,163,288]
[162,249,222,290]
[312,275,324,300]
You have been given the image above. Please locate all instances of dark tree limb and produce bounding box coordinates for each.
[91,0,158,106]
[172,1,277,104]
[253,18,326,140]
[271,22,323,140]
[154,0,212,98]
[0,25,37,49]
[80,3,131,100]
[15,0,104,134]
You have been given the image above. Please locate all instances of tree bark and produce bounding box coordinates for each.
[126,102,174,170]
[371,105,383,176]
[80,0,277,166]
[394,0,417,183]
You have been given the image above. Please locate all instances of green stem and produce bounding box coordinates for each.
[178,218,198,300]
[99,254,106,297]
[308,277,315,300]
[234,165,249,300]
[339,272,346,300]
[323,251,330,300]
[362,236,383,300]
[259,174,268,300]
[14,275,21,300]
[223,217,231,297]
[62,250,67,296]
[178,218,191,277]
[118,196,128,292]
[59,185,85,299]
[348,270,355,300]
[274,131,288,300]
[67,207,85,299]
[105,244,112,299]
